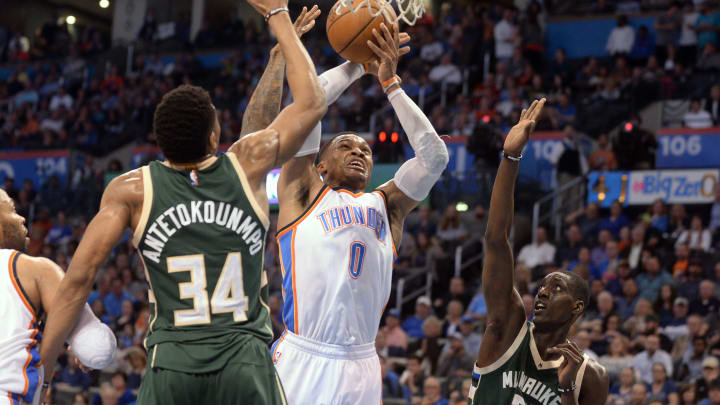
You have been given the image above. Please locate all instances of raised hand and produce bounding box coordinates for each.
[247,0,288,18]
[547,341,584,390]
[365,32,411,77]
[503,98,546,157]
[294,5,321,38]
[366,23,411,83]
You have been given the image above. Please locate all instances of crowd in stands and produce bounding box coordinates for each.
[2,1,720,404]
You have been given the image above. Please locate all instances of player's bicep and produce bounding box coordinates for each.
[18,255,64,315]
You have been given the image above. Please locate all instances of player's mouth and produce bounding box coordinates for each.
[534,301,547,313]
[347,159,365,173]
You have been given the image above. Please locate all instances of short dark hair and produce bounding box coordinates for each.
[154,85,215,163]
[561,271,590,312]
[317,132,360,164]
[112,371,127,383]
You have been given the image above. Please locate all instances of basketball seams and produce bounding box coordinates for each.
[337,10,381,56]
[327,0,386,62]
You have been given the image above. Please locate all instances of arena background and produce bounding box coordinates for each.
[1,0,720,404]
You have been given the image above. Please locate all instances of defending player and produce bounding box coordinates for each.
[245,22,447,404]
[0,189,115,405]
[467,99,609,405]
[39,0,326,403]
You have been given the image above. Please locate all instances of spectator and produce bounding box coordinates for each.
[698,42,720,71]
[556,224,583,266]
[57,352,92,390]
[466,290,487,322]
[654,284,677,324]
[574,329,599,361]
[679,2,700,67]
[607,15,635,57]
[552,126,587,204]
[670,203,688,239]
[399,355,426,400]
[588,133,618,171]
[434,277,473,316]
[694,3,720,51]
[600,201,631,238]
[648,199,670,234]
[698,379,720,405]
[567,247,597,282]
[123,347,146,390]
[663,297,690,340]
[494,7,517,62]
[621,224,645,270]
[636,255,674,302]
[409,205,437,237]
[676,215,712,251]
[697,357,720,401]
[402,296,432,339]
[649,362,679,403]
[383,309,408,356]
[567,203,603,244]
[705,85,720,125]
[517,226,556,269]
[380,356,402,399]
[418,376,449,405]
[654,2,682,62]
[138,9,157,42]
[683,336,709,381]
[597,240,621,280]
[616,278,640,321]
[443,300,464,337]
[631,26,655,63]
[436,332,474,386]
[606,260,634,297]
[690,280,720,317]
[456,315,482,356]
[104,278,134,319]
[97,383,118,405]
[609,366,636,403]
[436,205,468,247]
[50,86,73,111]
[601,339,635,383]
[429,54,462,85]
[633,334,674,385]
[629,382,647,405]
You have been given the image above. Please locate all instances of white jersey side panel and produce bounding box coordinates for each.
[0,249,43,404]
[276,186,395,345]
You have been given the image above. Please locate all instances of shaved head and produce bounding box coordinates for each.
[560,271,590,312]
[0,189,28,251]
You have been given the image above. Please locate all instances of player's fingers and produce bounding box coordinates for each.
[531,98,546,120]
[399,32,411,44]
[399,46,411,57]
[526,99,538,117]
[308,6,321,20]
[367,40,389,60]
[372,29,391,54]
[296,6,307,24]
[303,20,316,33]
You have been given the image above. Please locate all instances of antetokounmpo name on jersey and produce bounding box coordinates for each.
[502,370,561,405]
[141,200,264,263]
[316,204,387,242]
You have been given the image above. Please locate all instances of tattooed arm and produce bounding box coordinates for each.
[240,6,321,137]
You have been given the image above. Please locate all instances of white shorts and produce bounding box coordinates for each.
[272,331,381,405]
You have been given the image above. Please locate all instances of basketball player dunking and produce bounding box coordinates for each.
[39,0,327,403]
[468,99,609,405]
[0,189,115,405]
[244,22,447,404]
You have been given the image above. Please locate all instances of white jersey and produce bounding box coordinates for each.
[0,249,44,405]
[275,185,395,345]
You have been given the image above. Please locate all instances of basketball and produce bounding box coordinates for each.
[326,0,398,64]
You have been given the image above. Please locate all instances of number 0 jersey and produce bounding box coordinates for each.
[275,185,395,346]
[468,321,589,405]
[133,153,271,373]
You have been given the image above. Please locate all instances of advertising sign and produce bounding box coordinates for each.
[656,128,720,169]
[627,169,719,205]
[0,150,70,189]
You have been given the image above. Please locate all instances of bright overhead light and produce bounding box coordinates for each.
[99,0,110,8]
[456,202,469,212]
[66,15,76,25]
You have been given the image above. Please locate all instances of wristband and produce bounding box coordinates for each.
[382,77,400,94]
[557,382,576,393]
[265,7,289,23]
[503,151,522,161]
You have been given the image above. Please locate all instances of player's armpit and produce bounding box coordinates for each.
[276,154,324,230]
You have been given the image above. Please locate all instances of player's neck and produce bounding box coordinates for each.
[325,178,364,194]
[165,155,216,171]
[533,322,572,360]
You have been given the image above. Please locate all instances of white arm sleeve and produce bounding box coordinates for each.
[295,61,365,157]
[67,304,117,369]
[389,89,449,201]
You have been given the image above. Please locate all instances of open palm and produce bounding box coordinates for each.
[504,98,546,157]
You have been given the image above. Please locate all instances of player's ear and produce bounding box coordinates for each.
[572,299,585,316]
[208,129,219,155]
[317,160,327,177]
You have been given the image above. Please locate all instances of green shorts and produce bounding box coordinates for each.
[136,337,286,405]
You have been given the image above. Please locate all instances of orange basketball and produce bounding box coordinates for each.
[326,0,398,64]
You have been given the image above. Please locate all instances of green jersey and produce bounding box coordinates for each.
[133,153,272,373]
[468,322,588,405]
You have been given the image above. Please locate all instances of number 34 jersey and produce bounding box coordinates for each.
[133,154,272,374]
[276,185,395,346]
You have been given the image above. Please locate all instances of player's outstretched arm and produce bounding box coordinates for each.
[40,171,139,383]
[230,0,326,203]
[368,24,441,248]
[240,5,321,137]
[477,99,546,362]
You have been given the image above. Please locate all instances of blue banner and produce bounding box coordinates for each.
[0,151,70,189]
[656,129,720,169]
[587,171,630,208]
